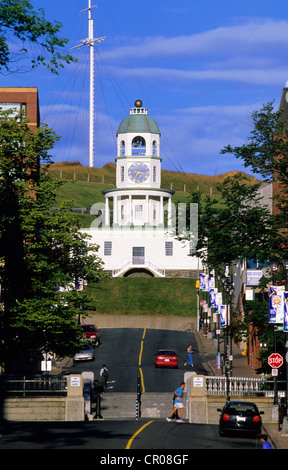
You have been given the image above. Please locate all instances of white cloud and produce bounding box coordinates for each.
[103,19,288,61]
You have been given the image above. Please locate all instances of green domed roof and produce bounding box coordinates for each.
[116,104,161,136]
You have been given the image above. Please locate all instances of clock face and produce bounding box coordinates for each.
[128,162,149,183]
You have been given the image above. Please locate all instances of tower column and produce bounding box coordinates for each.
[145,195,149,224]
[129,195,132,225]
[168,197,172,227]
[113,195,118,225]
[160,196,164,225]
[105,197,110,226]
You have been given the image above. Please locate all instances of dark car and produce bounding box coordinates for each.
[217,400,264,436]
[155,349,178,368]
[80,323,100,347]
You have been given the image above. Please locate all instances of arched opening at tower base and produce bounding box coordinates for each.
[123,268,154,278]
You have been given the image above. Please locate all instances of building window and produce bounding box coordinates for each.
[0,102,26,121]
[135,204,143,219]
[132,136,146,156]
[153,166,157,183]
[121,204,125,221]
[104,241,112,256]
[189,242,196,256]
[152,140,157,156]
[120,140,125,156]
[165,241,173,256]
[132,246,145,264]
[153,204,157,222]
[120,166,124,182]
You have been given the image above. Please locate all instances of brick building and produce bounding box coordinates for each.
[0,86,40,130]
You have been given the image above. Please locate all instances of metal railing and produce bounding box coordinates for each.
[0,374,68,396]
[206,376,265,396]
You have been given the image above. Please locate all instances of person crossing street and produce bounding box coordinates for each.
[166,382,186,423]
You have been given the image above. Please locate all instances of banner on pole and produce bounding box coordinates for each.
[269,286,284,324]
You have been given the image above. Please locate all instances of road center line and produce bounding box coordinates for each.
[126,420,154,449]
[138,367,145,393]
[138,328,146,392]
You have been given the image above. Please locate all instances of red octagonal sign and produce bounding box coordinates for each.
[268,353,283,368]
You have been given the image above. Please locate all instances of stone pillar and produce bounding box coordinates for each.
[65,375,84,421]
[187,375,208,424]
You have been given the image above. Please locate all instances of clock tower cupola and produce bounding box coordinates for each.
[115,100,161,189]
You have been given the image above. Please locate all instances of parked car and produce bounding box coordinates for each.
[217,400,264,436]
[155,349,178,368]
[73,343,95,362]
[80,323,100,347]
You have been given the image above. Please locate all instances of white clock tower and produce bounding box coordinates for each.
[103,100,173,228]
[85,100,201,278]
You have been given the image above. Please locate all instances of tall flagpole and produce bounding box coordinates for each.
[72,1,105,168]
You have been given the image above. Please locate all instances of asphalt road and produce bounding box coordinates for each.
[69,327,207,392]
[0,419,262,450]
[0,328,263,451]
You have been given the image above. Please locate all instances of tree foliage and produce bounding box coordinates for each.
[0,111,104,364]
[189,173,277,272]
[0,0,76,74]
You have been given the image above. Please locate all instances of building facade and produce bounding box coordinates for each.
[0,87,40,130]
[83,100,201,277]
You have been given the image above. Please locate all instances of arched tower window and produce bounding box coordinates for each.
[132,136,146,156]
[152,140,157,156]
[120,140,125,156]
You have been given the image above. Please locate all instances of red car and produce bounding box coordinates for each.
[155,349,178,368]
[80,323,100,347]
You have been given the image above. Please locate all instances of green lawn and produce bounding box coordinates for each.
[87,277,198,317]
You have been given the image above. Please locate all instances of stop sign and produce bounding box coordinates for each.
[268,353,283,368]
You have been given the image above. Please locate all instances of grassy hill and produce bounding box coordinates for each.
[45,161,260,227]
[88,277,197,317]
[44,162,258,318]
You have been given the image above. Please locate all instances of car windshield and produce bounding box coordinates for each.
[159,350,175,356]
[228,404,257,414]
[80,344,92,350]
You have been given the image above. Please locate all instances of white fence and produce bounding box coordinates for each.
[206,376,265,396]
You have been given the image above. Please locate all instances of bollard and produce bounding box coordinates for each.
[136,375,142,419]
[92,380,103,419]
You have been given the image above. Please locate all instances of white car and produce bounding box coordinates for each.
[73,343,95,362]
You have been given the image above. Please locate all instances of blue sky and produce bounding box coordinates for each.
[4,0,288,176]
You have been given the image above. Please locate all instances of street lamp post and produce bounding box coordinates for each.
[269,258,279,406]
[221,275,231,401]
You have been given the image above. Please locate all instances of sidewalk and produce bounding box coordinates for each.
[194,328,288,450]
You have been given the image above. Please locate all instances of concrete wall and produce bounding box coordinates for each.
[1,396,66,421]
[86,314,196,331]
[0,393,277,423]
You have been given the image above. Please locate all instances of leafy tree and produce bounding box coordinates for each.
[0,111,104,365]
[219,102,288,371]
[221,102,288,220]
[189,173,276,272]
[0,0,76,74]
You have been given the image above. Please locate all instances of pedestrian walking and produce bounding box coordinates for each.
[184,345,194,367]
[259,434,273,449]
[100,364,109,392]
[166,382,186,423]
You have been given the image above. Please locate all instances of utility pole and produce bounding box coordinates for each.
[72,1,105,168]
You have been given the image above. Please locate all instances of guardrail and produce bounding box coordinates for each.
[206,376,265,396]
[0,375,68,397]
[206,376,287,397]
